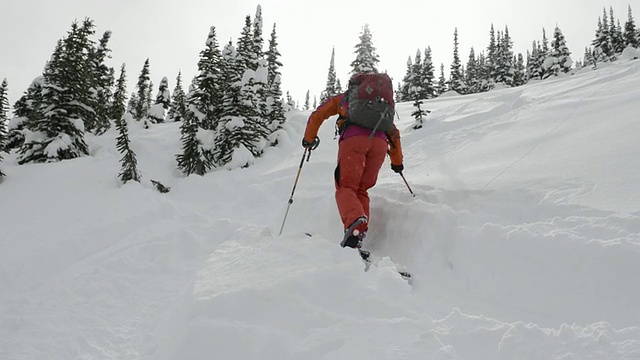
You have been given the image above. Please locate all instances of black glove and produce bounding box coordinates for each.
[302,136,320,150]
[391,163,404,173]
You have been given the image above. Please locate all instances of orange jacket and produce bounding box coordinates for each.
[304,94,403,166]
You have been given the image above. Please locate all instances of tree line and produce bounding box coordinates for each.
[1,5,639,180]
[0,5,286,183]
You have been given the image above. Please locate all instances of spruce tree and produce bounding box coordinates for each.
[0,78,8,149]
[610,7,625,54]
[321,47,338,102]
[110,64,128,122]
[409,49,423,100]
[536,29,550,79]
[132,59,152,122]
[189,26,223,131]
[18,24,92,164]
[527,41,542,79]
[167,71,187,122]
[148,76,170,124]
[449,28,467,94]
[7,77,44,150]
[399,56,414,101]
[176,109,210,176]
[624,5,640,48]
[421,47,436,99]
[545,25,572,78]
[304,90,310,110]
[350,24,380,74]
[0,78,8,177]
[411,99,429,130]
[237,15,257,71]
[464,48,477,94]
[486,24,498,83]
[252,5,264,62]
[436,63,447,95]
[592,9,614,62]
[115,112,140,183]
[89,30,115,135]
[513,54,527,86]
[265,25,286,133]
[497,27,515,86]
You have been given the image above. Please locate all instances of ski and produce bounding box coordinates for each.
[358,249,412,280]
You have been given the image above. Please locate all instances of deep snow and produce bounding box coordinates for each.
[1,58,640,359]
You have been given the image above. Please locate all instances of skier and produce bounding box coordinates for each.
[302,72,404,249]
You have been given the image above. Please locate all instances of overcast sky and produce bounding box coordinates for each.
[1,0,638,110]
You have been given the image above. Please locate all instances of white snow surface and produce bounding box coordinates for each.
[2,61,640,359]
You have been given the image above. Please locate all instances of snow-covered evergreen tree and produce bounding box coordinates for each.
[115,112,140,183]
[7,77,44,150]
[497,27,515,86]
[609,7,625,54]
[18,20,94,164]
[132,58,152,122]
[89,30,115,135]
[465,47,481,94]
[148,76,170,124]
[189,26,223,131]
[0,78,8,148]
[513,53,527,86]
[350,24,379,74]
[624,5,639,48]
[237,15,257,71]
[0,78,8,177]
[109,64,128,123]
[592,10,615,62]
[486,24,498,83]
[265,24,286,133]
[449,28,467,94]
[436,63,447,95]
[421,47,437,99]
[321,47,338,102]
[304,91,310,110]
[167,72,187,122]
[176,109,211,176]
[252,5,264,63]
[408,49,423,100]
[398,56,414,101]
[527,41,543,80]
[544,25,573,78]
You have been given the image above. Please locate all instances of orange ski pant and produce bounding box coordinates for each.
[334,135,388,230]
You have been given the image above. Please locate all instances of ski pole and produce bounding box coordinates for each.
[399,171,416,197]
[278,138,319,236]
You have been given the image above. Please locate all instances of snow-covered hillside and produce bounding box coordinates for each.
[1,58,640,359]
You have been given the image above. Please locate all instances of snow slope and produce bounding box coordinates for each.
[1,59,640,359]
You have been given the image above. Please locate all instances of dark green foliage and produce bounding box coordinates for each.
[0,78,8,149]
[350,24,380,74]
[176,110,211,176]
[148,76,170,124]
[18,33,90,164]
[265,24,286,133]
[411,99,430,130]
[189,26,224,131]
[0,78,7,177]
[89,30,115,135]
[110,64,128,123]
[449,28,467,94]
[132,59,152,122]
[624,5,639,48]
[167,72,187,122]
[321,47,338,103]
[115,113,141,183]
